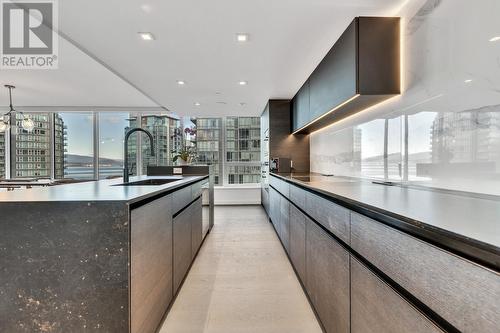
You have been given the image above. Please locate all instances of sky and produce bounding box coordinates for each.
[60,113,93,156]
[61,112,129,160]
[359,112,437,159]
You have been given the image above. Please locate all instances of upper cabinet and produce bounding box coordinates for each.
[292,17,400,134]
[309,20,357,122]
[292,80,310,130]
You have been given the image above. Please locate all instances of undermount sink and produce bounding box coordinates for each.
[113,178,182,186]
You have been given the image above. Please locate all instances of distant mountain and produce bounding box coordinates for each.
[363,151,431,162]
[65,154,122,167]
[407,151,432,162]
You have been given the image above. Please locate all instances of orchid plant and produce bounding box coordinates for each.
[172,126,197,164]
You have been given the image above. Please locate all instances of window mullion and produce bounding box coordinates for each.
[93,112,99,180]
[50,113,55,180]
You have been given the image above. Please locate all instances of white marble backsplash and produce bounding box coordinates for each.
[310,0,500,196]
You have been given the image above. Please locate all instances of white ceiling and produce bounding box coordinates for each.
[1,0,404,116]
[0,33,158,110]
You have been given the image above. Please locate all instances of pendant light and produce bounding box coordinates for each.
[1,85,35,133]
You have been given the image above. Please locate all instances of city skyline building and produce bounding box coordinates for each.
[128,114,182,175]
[0,132,5,178]
[54,115,67,179]
[141,114,181,174]
[428,108,500,178]
[11,113,65,178]
[225,116,261,184]
[196,117,223,184]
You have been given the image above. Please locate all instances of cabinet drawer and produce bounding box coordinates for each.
[191,197,203,259]
[269,187,280,230]
[270,176,289,197]
[306,191,350,244]
[261,187,269,214]
[351,213,500,333]
[279,197,290,253]
[172,185,192,214]
[351,258,443,333]
[290,184,306,210]
[306,219,350,333]
[289,204,306,282]
[191,180,203,200]
[269,175,280,190]
[173,206,192,294]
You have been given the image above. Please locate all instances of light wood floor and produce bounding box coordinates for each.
[159,205,322,333]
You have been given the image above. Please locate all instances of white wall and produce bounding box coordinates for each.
[214,185,261,205]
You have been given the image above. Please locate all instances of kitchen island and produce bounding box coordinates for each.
[0,175,209,333]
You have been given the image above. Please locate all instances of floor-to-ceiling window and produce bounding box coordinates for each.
[190,116,261,185]
[98,112,131,179]
[57,113,94,179]
[0,112,262,185]
[11,113,52,178]
[138,115,181,174]
[224,116,261,184]
[196,118,223,185]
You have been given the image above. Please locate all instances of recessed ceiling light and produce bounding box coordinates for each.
[236,33,249,42]
[489,36,500,42]
[194,102,201,106]
[138,32,155,41]
[464,79,473,83]
[140,4,152,13]
[238,81,248,86]
[177,80,186,85]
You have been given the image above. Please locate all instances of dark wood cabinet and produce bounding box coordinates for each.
[306,191,350,245]
[309,20,357,122]
[173,204,193,295]
[306,218,350,333]
[351,258,443,333]
[289,183,306,211]
[261,187,269,215]
[292,80,310,130]
[172,185,192,215]
[289,204,306,283]
[270,175,289,198]
[269,187,280,233]
[131,195,173,333]
[351,212,500,333]
[270,177,290,251]
[191,181,202,200]
[292,17,400,134]
[191,197,203,260]
[279,196,290,253]
[269,174,498,333]
[261,100,310,174]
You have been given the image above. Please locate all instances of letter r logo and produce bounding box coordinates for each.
[2,1,53,54]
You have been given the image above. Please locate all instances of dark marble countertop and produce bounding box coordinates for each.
[270,172,500,270]
[0,175,208,204]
